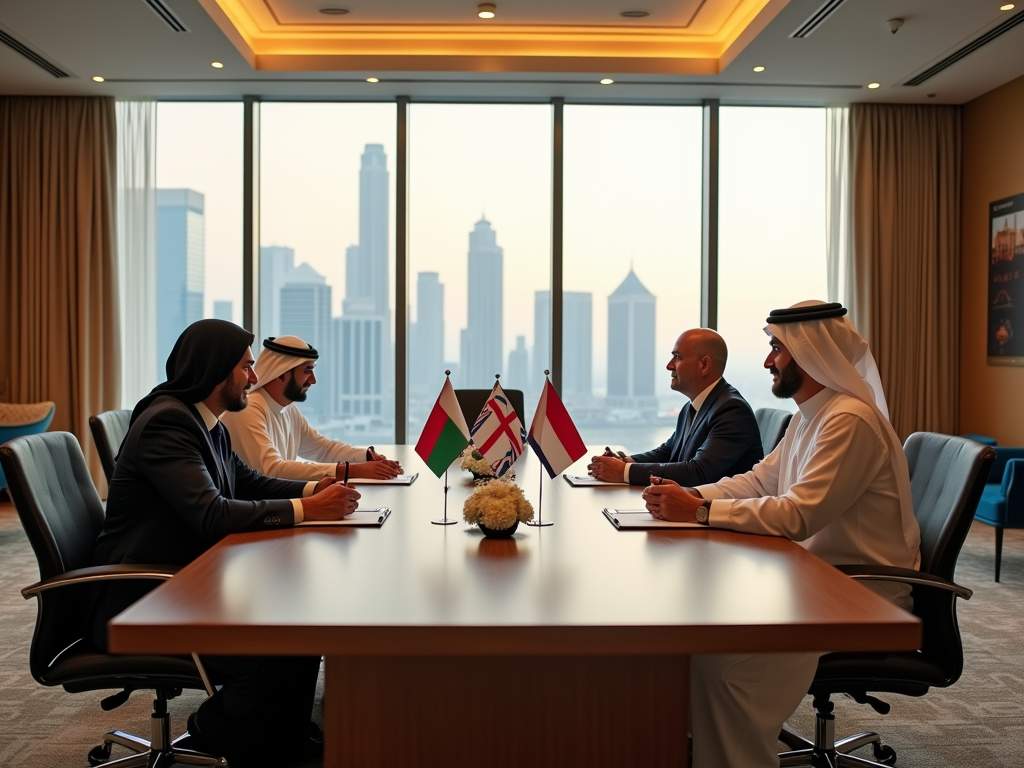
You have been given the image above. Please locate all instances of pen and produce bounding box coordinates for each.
[343,461,350,484]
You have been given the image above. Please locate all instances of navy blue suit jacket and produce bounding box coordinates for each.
[627,379,763,487]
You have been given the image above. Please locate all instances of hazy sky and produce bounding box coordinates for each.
[154,102,826,407]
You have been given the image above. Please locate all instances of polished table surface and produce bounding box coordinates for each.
[109,445,920,768]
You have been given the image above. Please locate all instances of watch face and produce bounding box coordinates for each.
[697,504,709,523]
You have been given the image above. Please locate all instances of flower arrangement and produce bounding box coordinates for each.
[463,478,535,532]
[460,447,516,485]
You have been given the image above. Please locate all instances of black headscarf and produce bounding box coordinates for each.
[131,319,255,425]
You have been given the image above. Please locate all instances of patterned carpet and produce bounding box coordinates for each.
[2,498,1022,767]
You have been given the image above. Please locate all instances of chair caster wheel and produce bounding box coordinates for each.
[872,743,897,765]
[88,743,112,765]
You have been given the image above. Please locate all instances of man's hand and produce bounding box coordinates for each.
[642,477,704,522]
[313,476,337,495]
[588,455,627,482]
[303,482,361,521]
[349,459,403,480]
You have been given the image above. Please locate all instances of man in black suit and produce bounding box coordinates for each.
[588,328,762,486]
[90,319,359,767]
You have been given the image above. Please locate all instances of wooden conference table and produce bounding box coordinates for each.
[109,445,919,768]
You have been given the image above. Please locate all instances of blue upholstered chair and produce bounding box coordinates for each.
[974,446,1024,581]
[0,401,56,491]
[962,433,998,447]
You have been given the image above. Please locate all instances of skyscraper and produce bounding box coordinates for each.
[260,245,295,339]
[460,218,503,387]
[340,144,393,424]
[411,272,445,394]
[607,270,657,414]
[280,263,332,423]
[533,290,593,400]
[507,336,529,392]
[213,300,233,323]
[156,189,205,374]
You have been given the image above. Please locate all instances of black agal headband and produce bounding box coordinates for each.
[262,337,319,359]
[766,303,848,325]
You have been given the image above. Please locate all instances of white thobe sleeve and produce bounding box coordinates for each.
[295,417,367,469]
[698,412,888,541]
[229,406,340,481]
[697,439,783,501]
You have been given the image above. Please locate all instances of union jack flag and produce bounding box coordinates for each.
[470,382,526,477]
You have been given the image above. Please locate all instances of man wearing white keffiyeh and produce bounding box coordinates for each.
[641,301,921,768]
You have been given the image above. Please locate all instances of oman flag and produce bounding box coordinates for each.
[415,378,471,477]
[528,379,587,478]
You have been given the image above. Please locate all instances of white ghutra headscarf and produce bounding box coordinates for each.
[250,335,319,394]
[766,300,921,562]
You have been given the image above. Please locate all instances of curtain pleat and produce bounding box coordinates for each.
[0,96,121,489]
[851,104,961,439]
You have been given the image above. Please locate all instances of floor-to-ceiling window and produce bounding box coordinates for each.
[153,102,244,385]
[406,104,552,439]
[563,105,703,451]
[717,107,828,414]
[259,102,397,442]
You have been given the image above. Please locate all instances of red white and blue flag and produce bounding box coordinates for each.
[470,382,526,477]
[528,379,586,478]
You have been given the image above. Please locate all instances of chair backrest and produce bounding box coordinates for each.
[89,409,132,483]
[905,432,995,582]
[455,388,526,431]
[0,432,106,681]
[753,408,792,455]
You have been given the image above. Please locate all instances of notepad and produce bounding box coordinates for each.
[297,507,392,527]
[563,474,629,487]
[602,508,706,530]
[347,473,418,486]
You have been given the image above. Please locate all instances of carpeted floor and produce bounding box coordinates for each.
[2,498,1023,767]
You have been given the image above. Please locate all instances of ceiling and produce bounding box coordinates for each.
[0,0,1022,104]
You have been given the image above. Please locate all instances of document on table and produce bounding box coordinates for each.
[297,508,391,527]
[347,473,419,485]
[602,508,706,530]
[563,474,628,487]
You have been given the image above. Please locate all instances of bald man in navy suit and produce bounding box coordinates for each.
[589,329,763,486]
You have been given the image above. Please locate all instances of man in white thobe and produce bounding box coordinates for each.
[642,301,921,768]
[222,335,402,482]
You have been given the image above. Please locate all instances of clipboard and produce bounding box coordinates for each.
[347,473,419,486]
[563,474,628,487]
[297,507,392,527]
[602,508,706,530]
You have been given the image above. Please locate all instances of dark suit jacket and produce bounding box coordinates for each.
[91,395,307,648]
[627,379,763,487]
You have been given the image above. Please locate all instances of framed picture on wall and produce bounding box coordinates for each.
[988,192,1024,365]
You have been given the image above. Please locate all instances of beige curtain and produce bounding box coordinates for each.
[851,104,961,439]
[0,96,121,490]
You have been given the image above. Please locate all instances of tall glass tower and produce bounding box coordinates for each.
[460,218,503,388]
[156,188,204,376]
[607,270,657,415]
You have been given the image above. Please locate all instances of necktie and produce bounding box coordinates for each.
[673,404,696,461]
[210,422,230,463]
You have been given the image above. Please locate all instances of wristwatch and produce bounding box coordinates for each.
[695,502,711,525]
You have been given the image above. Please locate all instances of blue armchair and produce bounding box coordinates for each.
[974,446,1024,581]
[0,401,57,491]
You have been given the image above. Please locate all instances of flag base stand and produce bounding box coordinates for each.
[525,519,553,527]
[432,518,459,526]
[432,468,458,525]
[526,468,553,526]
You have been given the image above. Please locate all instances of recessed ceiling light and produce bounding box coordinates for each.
[867,82,881,89]
[620,10,650,18]
[1000,3,1015,10]
[600,78,615,85]
[366,77,379,83]
[319,7,350,14]
[211,61,224,69]
[92,76,105,83]
[478,3,496,18]
[753,65,766,72]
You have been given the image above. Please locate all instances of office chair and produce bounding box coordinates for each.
[455,388,526,431]
[972,446,1024,581]
[779,432,995,768]
[0,400,55,491]
[0,432,225,768]
[753,407,792,455]
[89,409,132,484]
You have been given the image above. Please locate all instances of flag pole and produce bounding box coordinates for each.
[526,370,554,527]
[431,371,460,526]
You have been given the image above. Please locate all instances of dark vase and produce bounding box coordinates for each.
[478,520,519,539]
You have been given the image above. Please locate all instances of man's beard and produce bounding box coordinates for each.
[283,376,308,402]
[771,358,803,399]
[221,381,250,412]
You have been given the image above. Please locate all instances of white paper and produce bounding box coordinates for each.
[347,473,419,486]
[563,474,628,487]
[297,508,391,527]
[602,508,706,529]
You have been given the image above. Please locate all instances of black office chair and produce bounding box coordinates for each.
[0,431,224,768]
[456,388,526,431]
[779,432,995,767]
[753,407,792,455]
[89,409,132,484]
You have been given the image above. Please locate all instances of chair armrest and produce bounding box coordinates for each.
[834,564,972,601]
[21,564,180,599]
